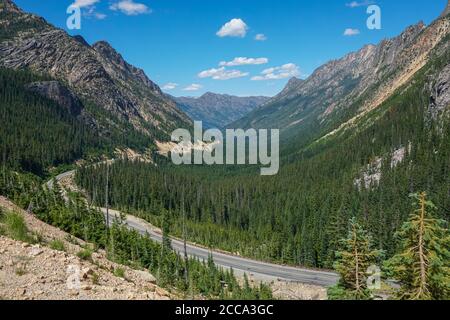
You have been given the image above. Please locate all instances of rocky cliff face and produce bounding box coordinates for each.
[429,63,450,119]
[0,0,190,140]
[25,81,83,116]
[174,92,269,128]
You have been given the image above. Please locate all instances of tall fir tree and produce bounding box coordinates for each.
[329,217,383,300]
[386,193,450,300]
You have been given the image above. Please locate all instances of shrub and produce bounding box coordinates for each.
[76,248,93,261]
[49,239,65,252]
[113,267,126,279]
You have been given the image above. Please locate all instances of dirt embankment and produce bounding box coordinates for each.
[0,196,171,300]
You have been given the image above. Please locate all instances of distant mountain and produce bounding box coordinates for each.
[0,0,190,145]
[232,12,450,149]
[173,92,270,129]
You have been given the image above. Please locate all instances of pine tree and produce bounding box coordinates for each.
[161,208,172,253]
[330,217,382,300]
[386,192,450,300]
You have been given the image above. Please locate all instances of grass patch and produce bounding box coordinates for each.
[76,248,93,261]
[15,267,28,276]
[92,272,100,285]
[49,239,65,252]
[0,210,34,243]
[113,267,126,279]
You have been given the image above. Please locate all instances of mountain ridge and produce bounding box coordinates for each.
[173,92,270,128]
[0,0,190,144]
[231,13,450,150]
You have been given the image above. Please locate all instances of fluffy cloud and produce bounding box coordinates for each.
[251,63,300,81]
[219,57,268,67]
[346,1,375,8]
[110,0,151,15]
[72,0,100,8]
[198,67,249,80]
[255,34,267,41]
[183,84,203,91]
[343,28,360,36]
[162,83,178,90]
[216,18,248,38]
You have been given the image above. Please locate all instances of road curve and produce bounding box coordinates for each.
[50,170,339,287]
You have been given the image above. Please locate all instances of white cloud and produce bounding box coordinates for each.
[198,67,249,80]
[346,1,374,8]
[84,6,107,20]
[162,83,178,90]
[183,84,203,91]
[94,12,107,20]
[343,28,360,36]
[216,18,248,38]
[72,0,99,8]
[219,57,268,67]
[110,0,151,15]
[251,63,300,81]
[255,34,267,41]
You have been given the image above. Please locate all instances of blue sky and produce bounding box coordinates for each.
[14,0,447,97]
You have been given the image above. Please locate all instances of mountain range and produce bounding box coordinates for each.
[232,11,450,151]
[172,93,269,129]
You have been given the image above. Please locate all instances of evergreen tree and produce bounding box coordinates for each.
[162,208,172,253]
[330,217,382,300]
[386,192,450,300]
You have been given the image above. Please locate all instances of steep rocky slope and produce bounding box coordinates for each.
[232,6,450,148]
[173,92,269,128]
[0,196,171,300]
[0,0,190,142]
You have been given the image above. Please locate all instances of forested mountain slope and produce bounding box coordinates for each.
[0,68,103,175]
[0,0,190,145]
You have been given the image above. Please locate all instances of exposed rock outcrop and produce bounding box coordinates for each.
[25,81,83,116]
[429,63,450,119]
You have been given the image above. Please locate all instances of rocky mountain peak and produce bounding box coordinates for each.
[73,35,90,47]
[93,40,162,94]
[93,41,125,65]
[286,77,304,90]
[441,0,450,17]
[0,0,22,13]
[200,92,218,99]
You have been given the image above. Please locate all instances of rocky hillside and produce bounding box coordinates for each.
[232,4,450,147]
[0,0,190,142]
[173,92,269,128]
[0,196,171,300]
